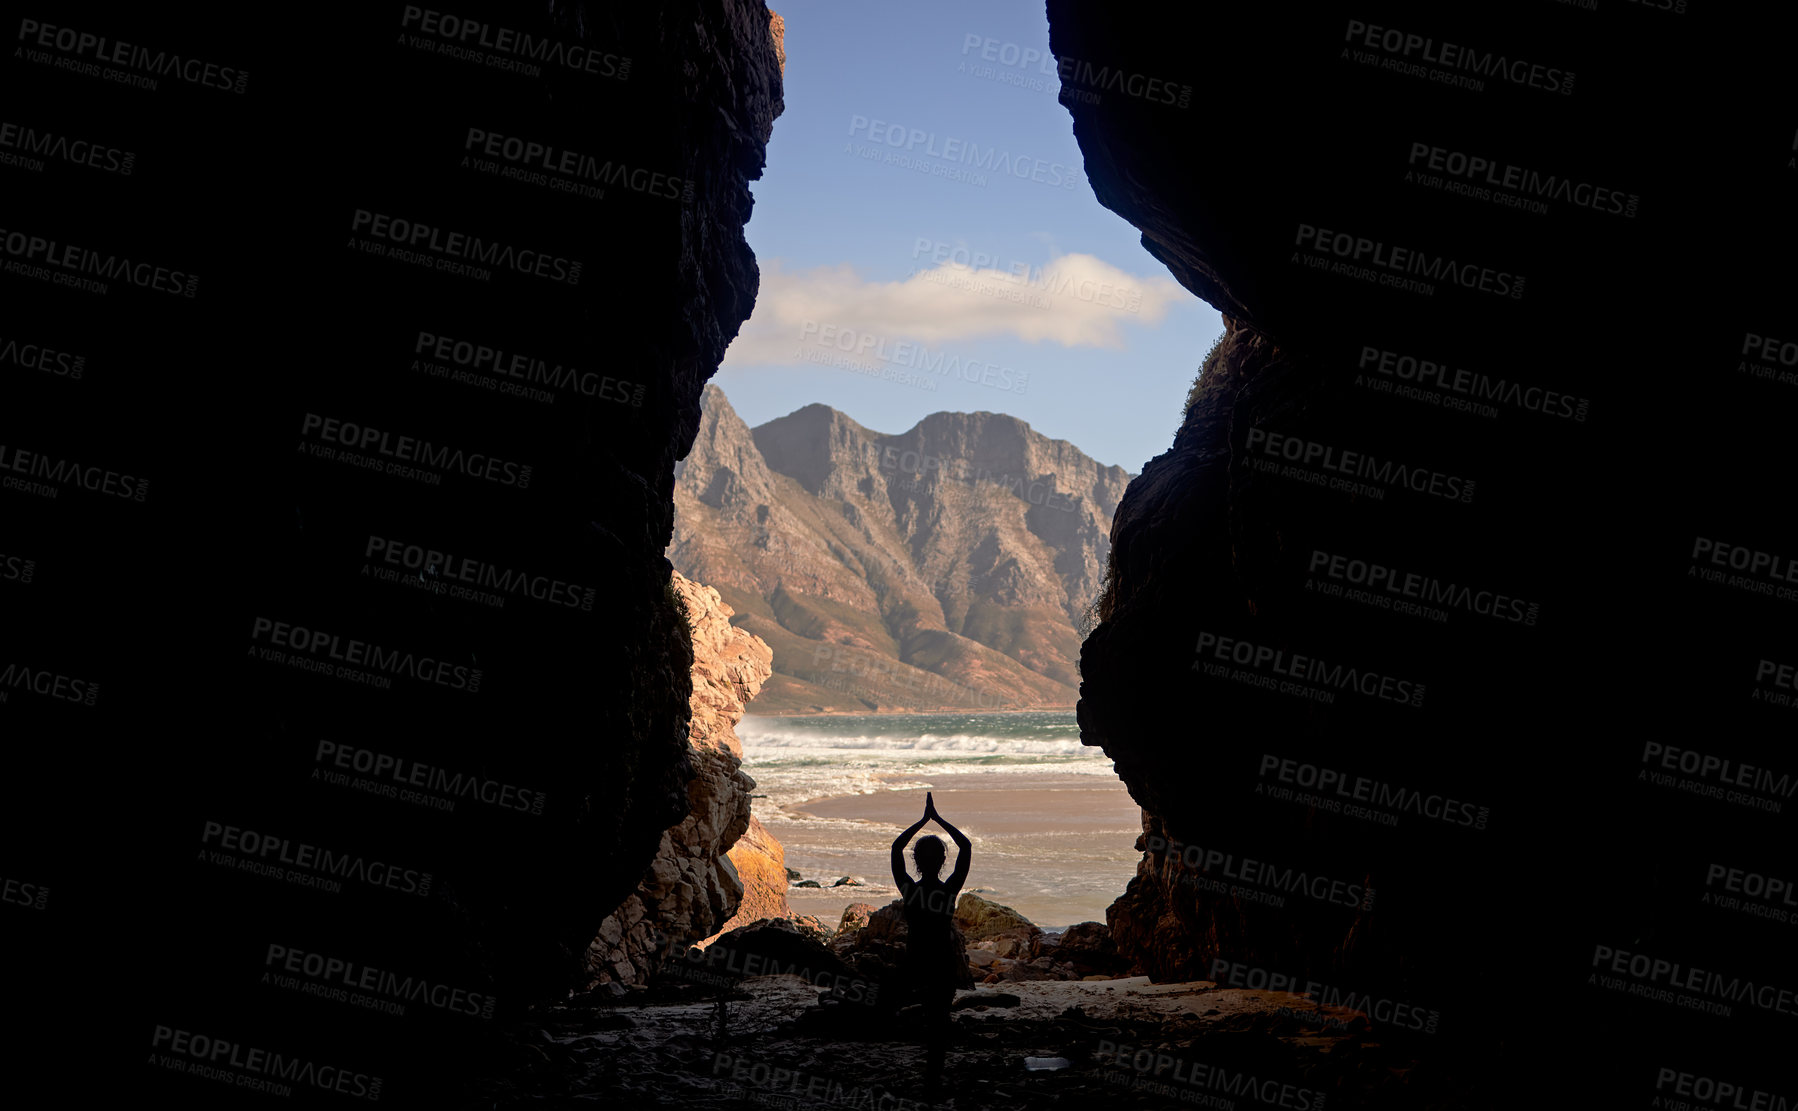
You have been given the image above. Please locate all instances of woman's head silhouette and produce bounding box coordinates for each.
[912,835,946,879]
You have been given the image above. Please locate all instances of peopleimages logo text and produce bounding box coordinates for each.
[0,334,84,378]
[0,551,37,584]
[0,226,197,296]
[1359,346,1589,422]
[1196,631,1426,709]
[1144,830,1374,911]
[1296,223,1523,299]
[201,820,432,896]
[316,739,546,815]
[0,662,98,707]
[910,239,1144,311]
[150,1026,379,1101]
[364,535,594,611]
[798,321,1027,394]
[0,443,148,501]
[0,121,134,174]
[1407,143,1637,218]
[877,445,1077,512]
[847,115,1080,188]
[299,413,531,488]
[464,129,689,201]
[1245,427,1474,503]
[1309,549,1540,625]
[251,617,482,693]
[1210,958,1442,1032]
[1259,754,1488,829]
[1093,1040,1327,1108]
[1344,20,1573,95]
[1691,537,1798,583]
[351,209,581,284]
[400,6,629,78]
[1592,944,1798,1018]
[265,943,495,1019]
[413,331,637,405]
[1654,1070,1786,1111]
[18,20,249,93]
[1641,741,1798,798]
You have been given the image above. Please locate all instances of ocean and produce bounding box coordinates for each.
[736,711,1144,932]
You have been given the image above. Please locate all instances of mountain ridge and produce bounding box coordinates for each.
[670,385,1129,713]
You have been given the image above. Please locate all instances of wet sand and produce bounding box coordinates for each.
[796,774,1141,837]
[771,772,1144,930]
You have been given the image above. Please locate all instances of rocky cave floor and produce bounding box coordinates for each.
[461,976,1511,1110]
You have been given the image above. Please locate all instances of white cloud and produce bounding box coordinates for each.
[723,254,1187,367]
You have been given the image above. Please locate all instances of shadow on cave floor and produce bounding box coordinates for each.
[456,974,1518,1110]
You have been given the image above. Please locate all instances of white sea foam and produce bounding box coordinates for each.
[741,729,1094,755]
[738,713,1111,809]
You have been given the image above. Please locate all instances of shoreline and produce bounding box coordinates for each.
[744,706,1078,718]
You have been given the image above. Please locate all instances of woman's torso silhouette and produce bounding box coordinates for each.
[898,875,959,980]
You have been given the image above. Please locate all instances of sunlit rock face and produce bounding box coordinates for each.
[583,572,777,989]
[1049,0,1796,1066]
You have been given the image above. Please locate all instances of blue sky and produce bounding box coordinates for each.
[714,0,1223,472]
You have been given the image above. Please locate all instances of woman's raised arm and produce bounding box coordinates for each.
[930,807,972,893]
[891,812,929,889]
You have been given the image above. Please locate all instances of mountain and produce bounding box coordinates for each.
[668,385,1130,713]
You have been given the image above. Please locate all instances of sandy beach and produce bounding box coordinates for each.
[738,712,1143,930]
[765,770,1143,930]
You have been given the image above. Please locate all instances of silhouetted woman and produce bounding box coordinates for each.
[890,790,971,1086]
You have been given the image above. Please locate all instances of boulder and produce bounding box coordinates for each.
[991,958,1065,983]
[713,816,794,938]
[661,917,856,993]
[1048,921,1130,977]
[831,903,877,948]
[789,915,833,946]
[954,892,1040,943]
[986,927,1041,960]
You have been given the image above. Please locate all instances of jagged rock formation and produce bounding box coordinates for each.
[583,572,777,988]
[670,385,1129,711]
[1049,0,1795,1085]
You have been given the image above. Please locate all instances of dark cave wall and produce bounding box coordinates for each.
[6,1,781,1100]
[1050,0,1797,1054]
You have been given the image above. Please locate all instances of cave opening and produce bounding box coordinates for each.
[657,1,1223,981]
